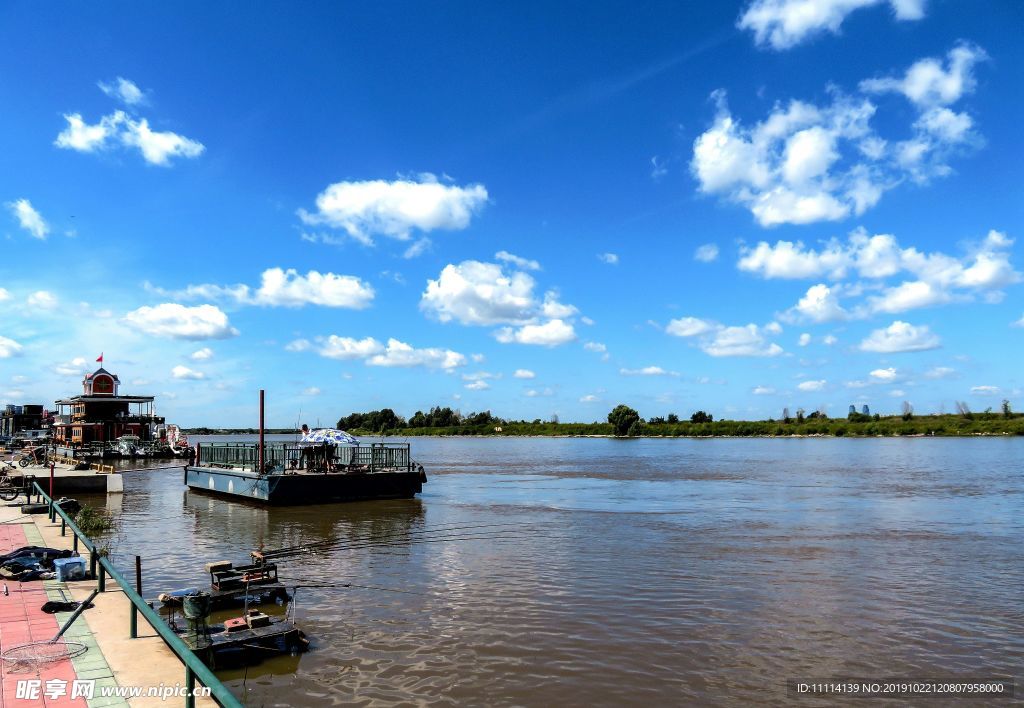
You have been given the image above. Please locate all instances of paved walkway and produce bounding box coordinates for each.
[0,500,216,707]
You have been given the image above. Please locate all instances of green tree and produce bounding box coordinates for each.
[1003,399,1012,419]
[607,404,641,436]
[690,410,713,423]
[626,419,646,437]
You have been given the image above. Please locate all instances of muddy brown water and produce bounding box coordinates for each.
[81,435,1023,705]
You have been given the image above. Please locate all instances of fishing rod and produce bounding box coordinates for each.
[256,529,541,563]
[253,521,527,560]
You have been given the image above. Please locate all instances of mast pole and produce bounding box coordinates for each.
[258,389,265,474]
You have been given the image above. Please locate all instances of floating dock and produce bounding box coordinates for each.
[184,441,425,505]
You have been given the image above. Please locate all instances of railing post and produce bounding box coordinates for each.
[73,533,78,552]
[130,555,141,639]
[185,666,196,708]
[61,517,66,536]
[98,562,106,593]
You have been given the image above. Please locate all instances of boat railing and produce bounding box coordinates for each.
[29,481,243,708]
[197,442,412,473]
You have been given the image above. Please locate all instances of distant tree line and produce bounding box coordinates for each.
[327,400,1023,438]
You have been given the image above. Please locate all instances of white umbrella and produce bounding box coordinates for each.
[301,428,359,445]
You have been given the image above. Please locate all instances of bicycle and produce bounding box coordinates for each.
[0,468,22,501]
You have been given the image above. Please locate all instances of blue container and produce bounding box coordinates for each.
[53,557,86,581]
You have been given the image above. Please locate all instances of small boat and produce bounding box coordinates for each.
[158,560,289,611]
[173,592,308,669]
[115,434,141,457]
[197,610,308,668]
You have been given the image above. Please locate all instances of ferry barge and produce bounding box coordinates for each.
[185,441,425,505]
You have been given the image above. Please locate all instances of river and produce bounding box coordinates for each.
[85,435,1023,705]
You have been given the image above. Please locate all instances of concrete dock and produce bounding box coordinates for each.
[0,496,216,706]
[3,458,123,497]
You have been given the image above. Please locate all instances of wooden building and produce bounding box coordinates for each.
[53,367,165,446]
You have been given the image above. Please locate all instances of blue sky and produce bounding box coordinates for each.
[1,1,1022,427]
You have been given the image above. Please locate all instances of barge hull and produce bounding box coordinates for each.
[184,466,423,505]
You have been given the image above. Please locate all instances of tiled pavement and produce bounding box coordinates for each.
[0,520,128,708]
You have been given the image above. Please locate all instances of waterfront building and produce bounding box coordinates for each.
[52,367,165,446]
[0,404,47,438]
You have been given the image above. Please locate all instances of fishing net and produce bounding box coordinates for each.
[1,639,88,673]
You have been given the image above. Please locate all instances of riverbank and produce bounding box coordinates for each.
[345,413,1024,438]
[185,413,1024,439]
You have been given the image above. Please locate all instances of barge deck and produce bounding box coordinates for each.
[184,441,426,505]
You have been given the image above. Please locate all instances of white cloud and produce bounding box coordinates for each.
[147,268,375,309]
[190,347,213,361]
[859,320,940,353]
[869,367,898,382]
[753,385,776,395]
[798,333,811,346]
[749,230,1020,318]
[694,243,720,262]
[303,387,321,396]
[27,291,58,310]
[6,199,50,239]
[251,269,374,308]
[693,45,986,226]
[889,389,906,397]
[861,43,986,108]
[704,324,784,358]
[525,388,554,398]
[787,284,849,323]
[583,342,607,353]
[0,288,9,302]
[422,260,581,346]
[0,336,25,358]
[366,338,466,369]
[55,110,204,166]
[1013,315,1024,328]
[122,303,239,340]
[666,316,716,337]
[738,0,925,50]
[495,319,576,347]
[98,77,146,105]
[579,394,600,403]
[171,365,206,380]
[970,385,1000,396]
[319,336,385,360]
[691,91,881,226]
[514,369,536,379]
[298,174,487,246]
[924,366,955,379]
[285,338,311,352]
[495,251,541,271]
[667,317,783,357]
[823,334,838,345]
[598,253,619,265]
[471,353,486,363]
[798,379,827,392]
[465,380,490,391]
[54,357,89,376]
[421,261,538,326]
[620,366,678,377]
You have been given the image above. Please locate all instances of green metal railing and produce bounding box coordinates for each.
[30,481,243,708]
[198,442,411,472]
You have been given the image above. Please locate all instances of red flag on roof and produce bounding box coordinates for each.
[96,353,103,363]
